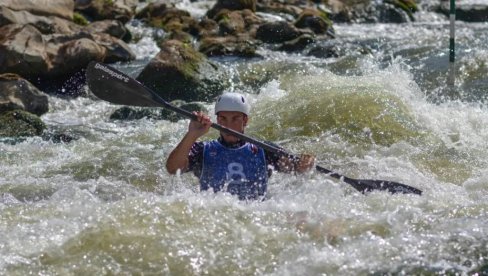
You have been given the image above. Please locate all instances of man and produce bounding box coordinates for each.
[166,92,315,200]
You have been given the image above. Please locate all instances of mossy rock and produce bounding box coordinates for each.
[0,110,46,137]
[73,12,89,26]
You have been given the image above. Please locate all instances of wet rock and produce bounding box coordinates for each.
[326,0,416,23]
[375,3,412,23]
[110,101,207,122]
[42,132,77,143]
[207,0,257,19]
[0,24,135,87]
[74,0,138,23]
[195,18,220,38]
[294,8,333,35]
[213,9,262,37]
[0,73,49,116]
[135,3,197,34]
[0,110,46,137]
[278,33,315,52]
[256,0,305,19]
[1,0,74,20]
[439,0,488,22]
[159,100,208,122]
[306,43,340,59]
[84,19,132,42]
[199,35,260,57]
[136,39,229,102]
[0,6,81,34]
[256,21,303,43]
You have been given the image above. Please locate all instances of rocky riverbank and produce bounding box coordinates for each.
[0,0,486,140]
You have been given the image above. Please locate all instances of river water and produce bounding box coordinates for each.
[1,0,487,275]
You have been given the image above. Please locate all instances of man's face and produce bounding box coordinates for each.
[216,111,248,143]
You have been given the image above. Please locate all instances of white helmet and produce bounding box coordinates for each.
[215,93,250,115]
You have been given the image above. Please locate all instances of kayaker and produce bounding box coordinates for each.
[166,92,315,200]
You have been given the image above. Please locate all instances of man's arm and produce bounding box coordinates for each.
[166,112,211,174]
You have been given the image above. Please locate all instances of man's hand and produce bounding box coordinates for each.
[188,111,212,139]
[295,154,315,174]
[277,154,315,174]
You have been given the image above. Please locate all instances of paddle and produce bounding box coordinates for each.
[85,61,422,195]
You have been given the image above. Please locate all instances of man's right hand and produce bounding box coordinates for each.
[188,111,212,139]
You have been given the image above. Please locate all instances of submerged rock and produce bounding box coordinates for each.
[0,110,46,137]
[110,101,207,122]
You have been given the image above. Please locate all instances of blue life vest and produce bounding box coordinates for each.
[200,140,268,200]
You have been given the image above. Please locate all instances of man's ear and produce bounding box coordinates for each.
[243,115,249,127]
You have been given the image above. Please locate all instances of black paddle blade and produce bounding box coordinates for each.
[343,177,422,195]
[85,61,163,107]
[315,165,422,195]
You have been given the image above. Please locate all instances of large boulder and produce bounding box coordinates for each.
[0,6,80,34]
[0,73,49,116]
[0,0,74,20]
[74,0,138,23]
[0,24,135,83]
[0,24,51,79]
[136,40,229,102]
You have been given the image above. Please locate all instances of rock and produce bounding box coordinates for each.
[0,24,50,79]
[0,0,74,20]
[0,24,135,88]
[439,0,488,22]
[110,101,207,122]
[110,106,161,120]
[256,0,305,19]
[256,21,303,43]
[136,40,229,102]
[207,0,257,19]
[0,6,81,34]
[84,19,131,41]
[0,73,49,116]
[294,8,333,35]
[160,101,208,122]
[199,35,259,57]
[278,33,315,52]
[135,3,196,34]
[0,110,46,137]
[74,0,137,23]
